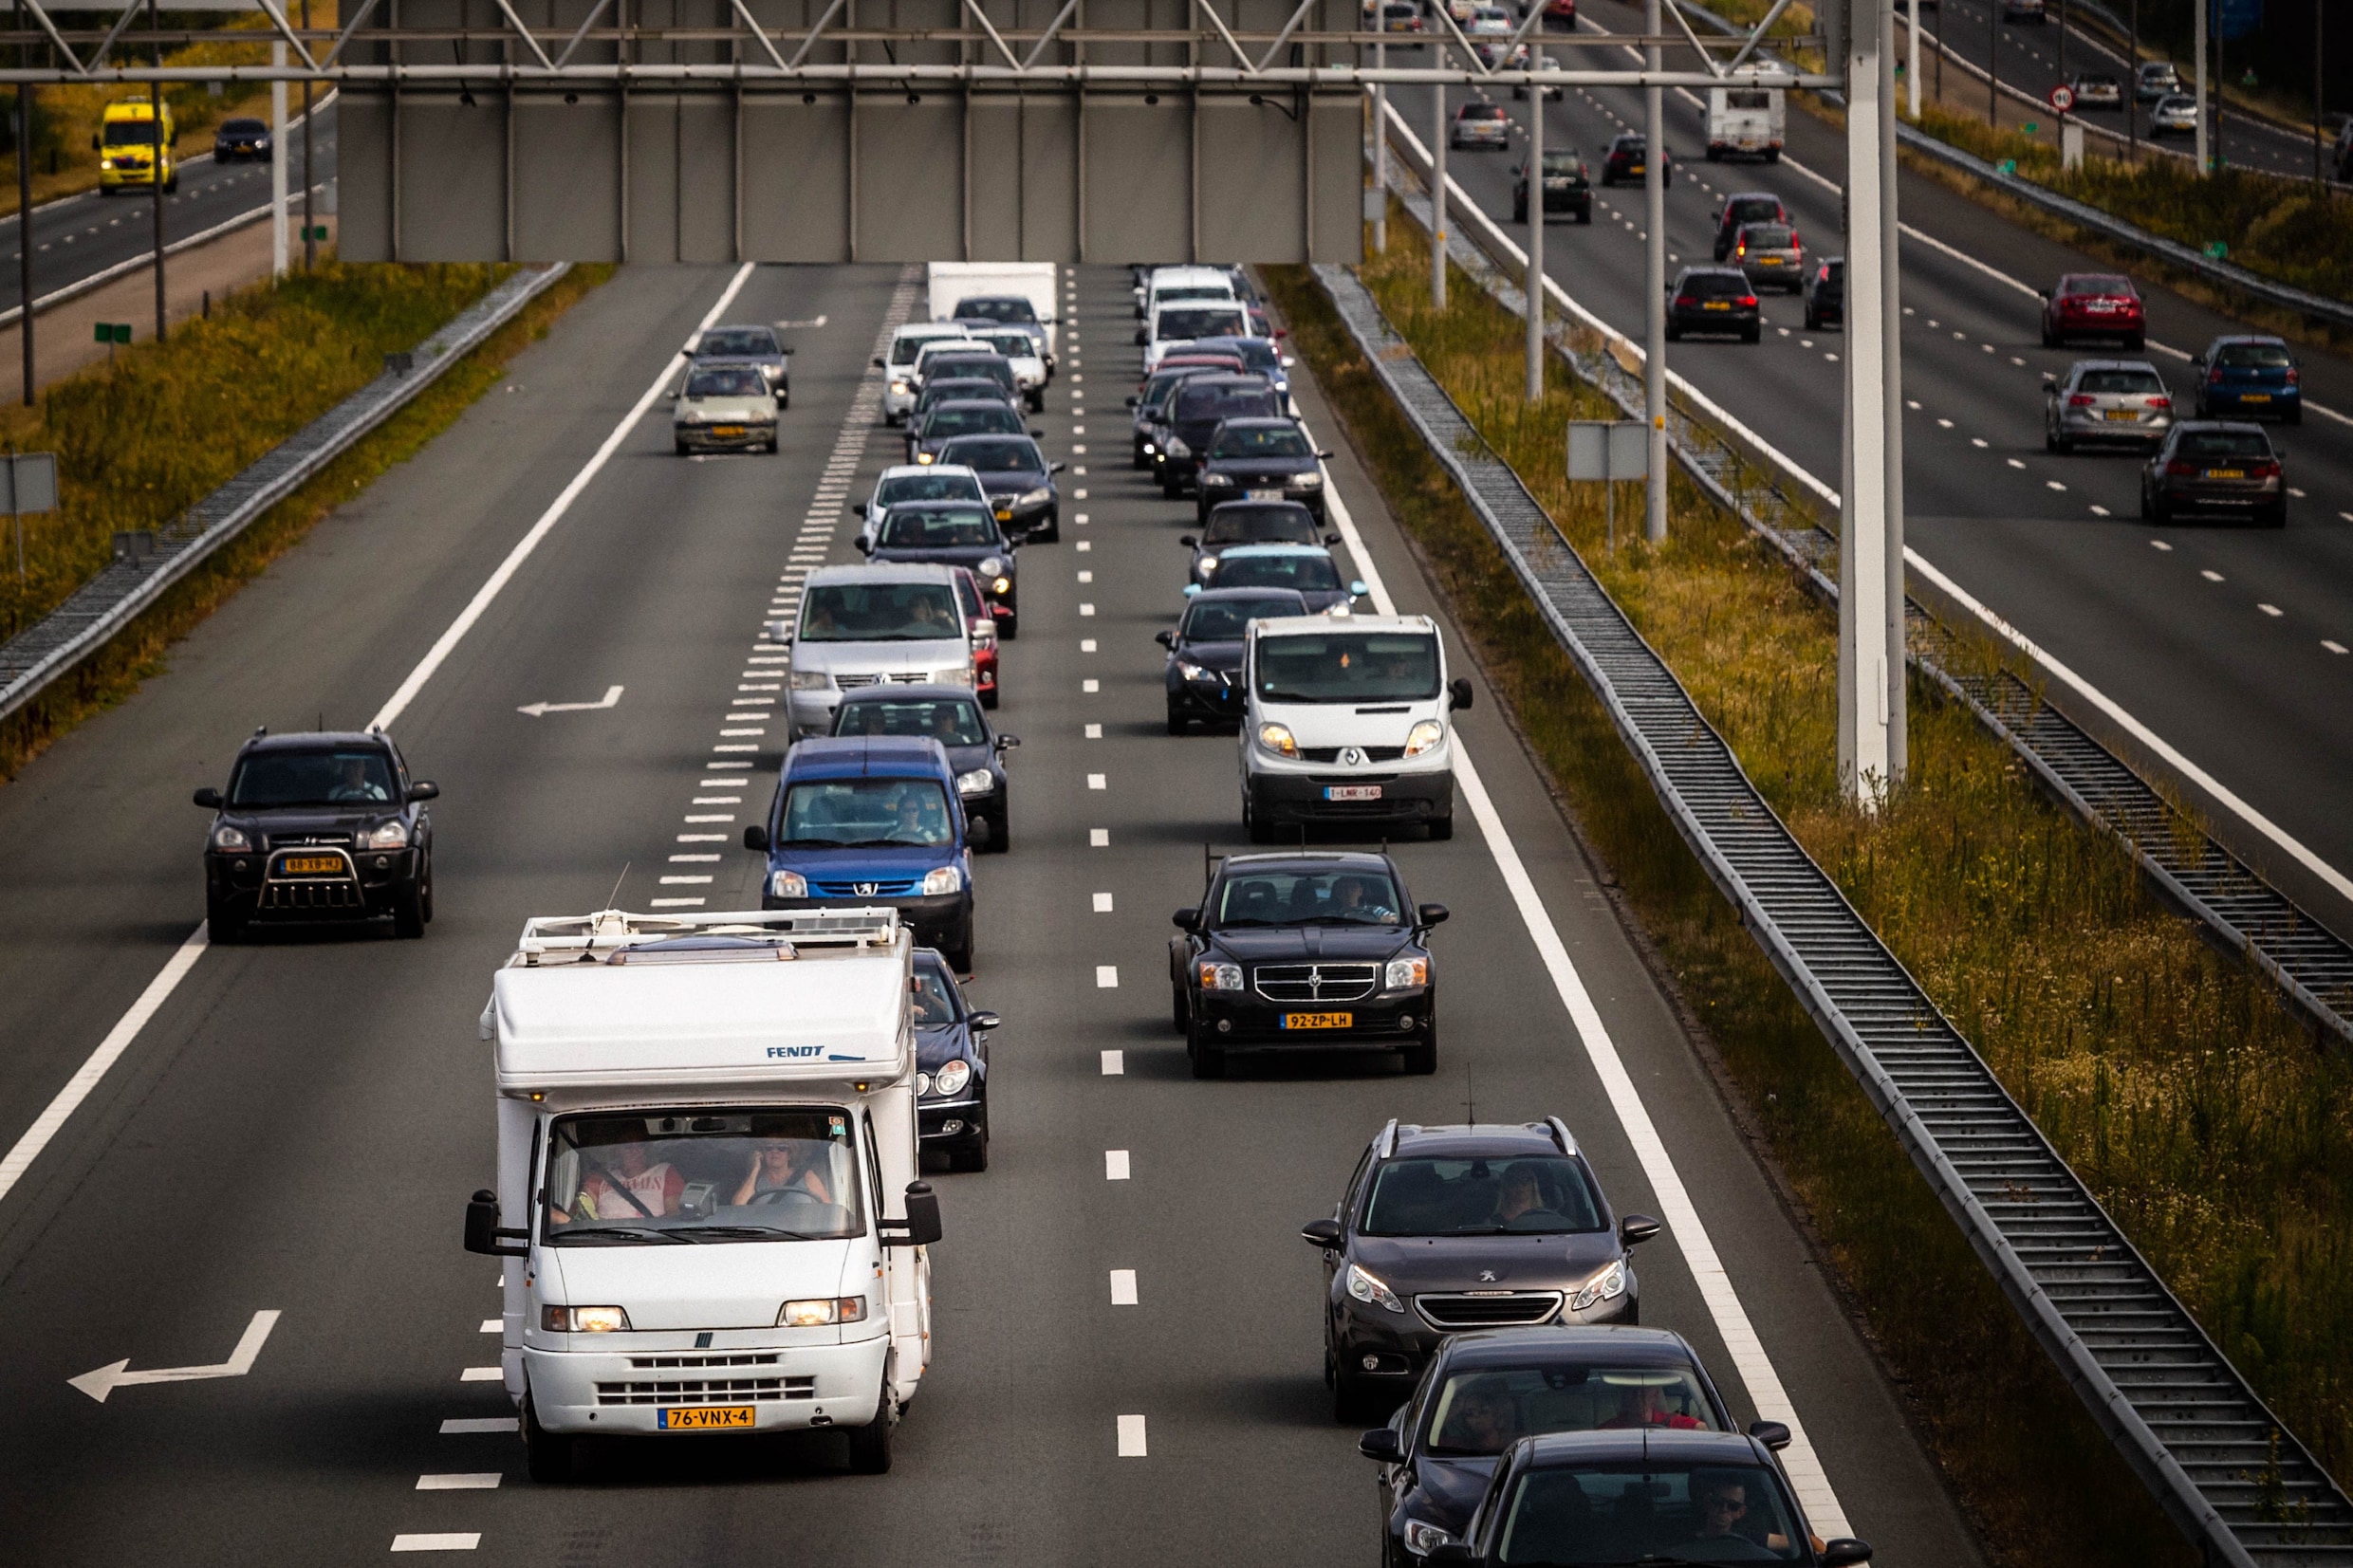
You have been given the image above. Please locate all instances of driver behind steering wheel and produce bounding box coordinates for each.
[733,1138,836,1208]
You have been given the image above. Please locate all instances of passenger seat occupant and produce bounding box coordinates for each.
[570,1142,684,1222]
[1598,1376,1708,1431]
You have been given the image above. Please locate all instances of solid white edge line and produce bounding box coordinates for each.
[1380,101,2353,911]
[0,263,757,1222]
[1304,420,1851,1537]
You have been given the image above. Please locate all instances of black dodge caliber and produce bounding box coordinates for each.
[1306,1119,1661,1417]
[1158,586,1312,732]
[1169,851,1444,1079]
[195,729,438,942]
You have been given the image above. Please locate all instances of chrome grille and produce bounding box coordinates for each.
[813,878,919,897]
[1252,962,1378,1003]
[1298,746,1405,764]
[264,832,354,851]
[595,1374,815,1406]
[627,1353,779,1370]
[1415,1291,1564,1329]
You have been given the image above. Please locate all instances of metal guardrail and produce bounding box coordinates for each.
[0,262,571,727]
[1311,259,2353,1568]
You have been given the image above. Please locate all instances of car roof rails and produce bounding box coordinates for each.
[1545,1116,1578,1155]
[1379,1117,1401,1158]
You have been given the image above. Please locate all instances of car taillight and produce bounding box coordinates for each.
[1675,295,1697,307]
[2209,367,2225,383]
[2165,460,2197,476]
[1739,295,1758,308]
[2148,396,2171,408]
[1735,242,1747,257]
[2251,460,2281,478]
[1789,230,1800,249]
[2285,367,2299,384]
[2068,394,2096,406]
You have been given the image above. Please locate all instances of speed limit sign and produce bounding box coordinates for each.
[2048,83,2076,112]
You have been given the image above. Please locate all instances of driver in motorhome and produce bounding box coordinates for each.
[733,1138,837,1208]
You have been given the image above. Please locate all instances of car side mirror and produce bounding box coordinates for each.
[1417,902,1451,927]
[1819,1542,1873,1568]
[872,356,886,368]
[1173,906,1200,930]
[1283,356,1297,368]
[1047,462,1065,474]
[1156,629,1175,647]
[1125,395,1140,407]
[2037,287,2051,300]
[1359,1428,1406,1463]
[464,1190,528,1257]
[1748,1419,1793,1450]
[1135,328,1147,344]
[883,1181,943,1247]
[1301,1217,1343,1246]
[1325,532,1341,546]
[1349,580,1369,598]
[1030,428,1045,438]
[1178,534,1197,546]
[969,1010,1001,1031]
[1183,584,1202,598]
[855,537,872,553]
[853,501,868,516]
[194,786,223,808]
[743,823,769,852]
[1318,450,1334,460]
[1620,1212,1662,1246]
[1449,677,1474,710]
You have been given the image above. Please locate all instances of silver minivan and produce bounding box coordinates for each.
[785,563,977,736]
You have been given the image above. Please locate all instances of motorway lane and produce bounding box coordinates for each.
[0,100,339,315]
[0,259,1987,1565]
[1394,9,2353,925]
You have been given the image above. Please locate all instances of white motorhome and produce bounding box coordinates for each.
[466,907,941,1481]
[927,262,1060,362]
[1706,69,1785,161]
[1238,614,1473,842]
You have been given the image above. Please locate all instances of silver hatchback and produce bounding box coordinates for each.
[2045,360,2173,453]
[1731,220,1804,291]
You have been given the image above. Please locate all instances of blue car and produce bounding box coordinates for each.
[744,736,975,971]
[2193,336,2301,424]
[1184,334,1295,411]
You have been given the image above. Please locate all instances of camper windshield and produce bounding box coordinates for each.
[543,1108,868,1244]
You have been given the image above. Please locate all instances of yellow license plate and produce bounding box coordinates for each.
[658,1406,756,1430]
[1704,302,1732,311]
[1282,1012,1354,1029]
[2103,409,2139,420]
[712,425,746,436]
[2206,469,2246,479]
[994,508,1012,521]
[280,855,343,875]
[1758,257,1784,265]
[2239,393,2270,402]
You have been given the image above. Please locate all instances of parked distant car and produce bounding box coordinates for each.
[213,117,271,162]
[2040,272,2144,351]
[2134,61,2182,102]
[1665,267,1760,343]
[1449,102,1511,151]
[2044,360,2172,453]
[2192,336,2301,424]
[2149,94,2199,138]
[1600,131,1672,187]
[2069,73,2123,109]
[2140,422,2286,527]
[1802,256,1843,329]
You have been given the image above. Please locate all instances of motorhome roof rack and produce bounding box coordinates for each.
[510,906,903,965]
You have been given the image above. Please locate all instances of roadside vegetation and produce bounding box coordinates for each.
[1262,209,2353,1564]
[0,255,610,783]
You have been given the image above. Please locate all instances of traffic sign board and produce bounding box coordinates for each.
[2048,83,2076,112]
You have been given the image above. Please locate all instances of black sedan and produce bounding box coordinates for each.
[917,351,1019,405]
[1157,373,1282,496]
[1187,544,1362,616]
[1362,1326,1772,1565]
[935,434,1065,543]
[195,729,438,942]
[911,947,1001,1171]
[830,685,1020,852]
[912,377,1019,428]
[860,502,1020,636]
[1666,268,1761,343]
[906,399,1036,465]
[1170,850,1443,1077]
[1182,499,1332,587]
[1157,587,1313,732]
[1599,131,1672,187]
[1305,1119,1660,1417]
[2140,421,2287,526]
[213,117,271,162]
[689,323,792,407]
[1194,418,1330,524]
[1803,256,1843,329]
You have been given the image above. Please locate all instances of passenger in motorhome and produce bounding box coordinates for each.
[567,1140,684,1221]
[733,1137,838,1207]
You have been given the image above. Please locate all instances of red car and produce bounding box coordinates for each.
[2041,272,2144,351]
[952,566,1003,709]
[1545,0,1576,23]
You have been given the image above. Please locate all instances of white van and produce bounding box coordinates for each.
[465,907,941,1481]
[1238,614,1473,842]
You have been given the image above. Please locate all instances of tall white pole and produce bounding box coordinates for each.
[1839,0,1893,804]
[1905,0,1920,119]
[1373,39,1388,252]
[1525,53,1544,402]
[270,42,288,278]
[1432,48,1448,310]
[1643,0,1667,543]
[1880,0,1907,783]
[2193,0,2208,173]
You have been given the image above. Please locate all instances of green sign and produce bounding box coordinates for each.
[2023,120,2038,134]
[305,223,329,240]
[94,322,131,344]
[2203,240,2229,260]
[1997,157,2018,175]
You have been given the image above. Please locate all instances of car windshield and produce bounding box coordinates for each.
[1741,225,1793,248]
[980,332,1038,359]
[1177,385,1274,421]
[1212,425,1312,458]
[1206,506,1319,544]
[2064,275,2135,296]
[798,581,963,641]
[954,296,1035,323]
[923,404,1023,439]
[2079,369,2164,394]
[1540,150,1582,174]
[685,367,767,398]
[780,777,954,847]
[2176,430,2272,459]
[698,328,777,356]
[1362,1154,1605,1235]
[927,358,1012,387]
[1220,553,1342,593]
[1614,135,1646,151]
[1213,866,1404,927]
[880,506,1000,548]
[1254,629,1436,696]
[1684,273,1751,298]
[833,696,988,747]
[102,120,160,145]
[1493,1461,1806,1566]
[878,470,985,505]
[1157,285,1233,304]
[893,331,962,364]
[1728,197,1780,224]
[1422,1365,1725,1456]
[919,381,1010,414]
[911,965,960,1025]
[228,747,398,807]
[1158,307,1248,341]
[1181,596,1304,640]
[1198,338,1281,370]
[940,437,1042,473]
[2216,342,2293,369]
[220,119,266,135]
[543,1109,865,1244]
[1463,105,1508,120]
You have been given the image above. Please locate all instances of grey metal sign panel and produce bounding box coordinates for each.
[0,453,57,516]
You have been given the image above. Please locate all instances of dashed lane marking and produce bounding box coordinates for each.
[1109,1269,1139,1305]
[1095,965,1119,987]
[439,1418,517,1435]
[1093,893,1114,912]
[1102,1051,1124,1076]
[417,1474,501,1490]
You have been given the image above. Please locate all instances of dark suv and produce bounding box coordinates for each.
[195,729,438,942]
[1158,374,1281,497]
[1306,1120,1660,1415]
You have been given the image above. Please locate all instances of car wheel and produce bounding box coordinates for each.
[206,896,246,945]
[944,934,973,974]
[844,1375,895,1474]
[1804,307,1818,330]
[2150,490,2171,525]
[1428,811,1454,842]
[2123,333,2144,352]
[1133,442,1149,470]
[999,617,1019,642]
[1577,205,1592,224]
[393,878,428,940]
[675,438,691,455]
[1332,1364,1378,1424]
[2284,405,2302,427]
[523,1392,575,1485]
[1188,1017,1228,1079]
[1037,521,1059,544]
[980,687,998,710]
[1513,199,1528,224]
[2041,327,2061,349]
[1244,790,1276,844]
[946,1122,990,1172]
[1665,323,1683,342]
[1400,1024,1437,1076]
[1742,325,1761,344]
[1167,707,1190,736]
[2260,503,2288,529]
[2138,482,2154,521]
[418,853,435,923]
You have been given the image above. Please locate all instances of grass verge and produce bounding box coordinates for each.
[1267,212,2349,1562]
[0,258,611,784]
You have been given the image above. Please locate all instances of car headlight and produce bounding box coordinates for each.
[1403,720,1445,758]
[1402,1522,1459,1558]
[1016,487,1053,510]
[923,864,966,896]
[1197,960,1245,991]
[542,1305,631,1333]
[1570,1257,1628,1311]
[933,1058,973,1096]
[210,822,250,851]
[363,819,411,850]
[916,452,936,464]
[1257,722,1298,757]
[890,379,909,394]
[790,670,832,690]
[991,576,1011,595]
[1202,471,1235,486]
[1176,661,1215,682]
[769,869,807,898]
[977,555,1005,578]
[1345,1263,1407,1314]
[954,766,995,798]
[1197,555,1219,575]
[678,409,705,424]
[1385,956,1429,989]
[778,1296,867,1327]
[1291,470,1324,489]
[1164,435,1191,458]
[934,668,975,688]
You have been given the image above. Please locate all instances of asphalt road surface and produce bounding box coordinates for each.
[0,98,339,315]
[0,259,1991,1566]
[1394,0,2353,929]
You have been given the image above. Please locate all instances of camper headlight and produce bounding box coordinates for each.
[542,1305,631,1333]
[932,1058,973,1096]
[1403,720,1446,758]
[769,869,808,898]
[922,864,965,896]
[779,1296,868,1327]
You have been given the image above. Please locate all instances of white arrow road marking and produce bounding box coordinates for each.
[70,1309,281,1403]
[516,685,623,718]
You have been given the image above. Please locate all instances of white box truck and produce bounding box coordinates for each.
[927,261,1060,362]
[464,906,940,1481]
[1706,68,1785,161]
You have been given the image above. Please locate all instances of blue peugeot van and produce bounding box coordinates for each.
[744,736,975,970]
